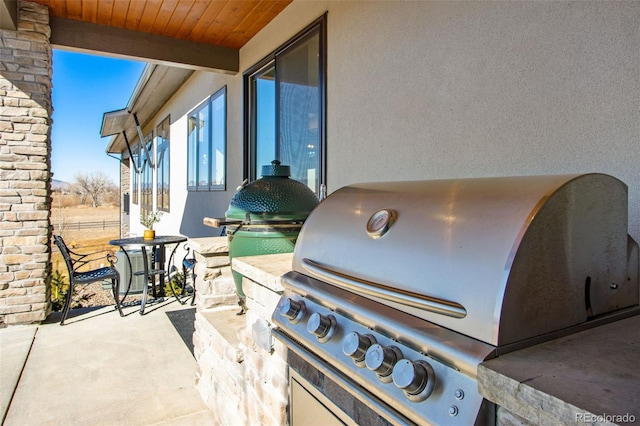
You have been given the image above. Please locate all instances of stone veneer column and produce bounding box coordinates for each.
[0,0,53,326]
[188,237,236,310]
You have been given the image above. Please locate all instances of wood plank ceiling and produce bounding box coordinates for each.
[28,0,293,49]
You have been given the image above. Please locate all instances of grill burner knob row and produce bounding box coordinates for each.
[365,344,403,383]
[307,313,337,343]
[279,298,305,324]
[342,332,376,366]
[392,359,436,402]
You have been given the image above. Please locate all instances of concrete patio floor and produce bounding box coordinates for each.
[0,299,217,426]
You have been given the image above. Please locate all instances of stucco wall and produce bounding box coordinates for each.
[136,1,639,244]
[127,71,240,239]
[243,0,640,242]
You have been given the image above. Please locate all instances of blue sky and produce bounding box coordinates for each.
[51,50,146,184]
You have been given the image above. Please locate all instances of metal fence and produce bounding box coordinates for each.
[52,220,119,231]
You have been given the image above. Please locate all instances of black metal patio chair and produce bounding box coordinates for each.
[53,235,124,325]
[182,244,197,306]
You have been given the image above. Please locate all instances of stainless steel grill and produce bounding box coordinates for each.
[272,173,639,425]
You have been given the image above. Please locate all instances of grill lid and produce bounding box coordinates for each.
[226,161,319,222]
[292,173,639,347]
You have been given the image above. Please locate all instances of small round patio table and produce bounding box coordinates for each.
[109,235,187,315]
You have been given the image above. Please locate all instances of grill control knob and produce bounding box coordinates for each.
[392,359,436,402]
[342,332,376,366]
[279,298,305,323]
[365,344,403,383]
[307,313,336,343]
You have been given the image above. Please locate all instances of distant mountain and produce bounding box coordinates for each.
[52,179,73,192]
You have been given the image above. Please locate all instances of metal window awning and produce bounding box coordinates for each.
[101,108,140,172]
[100,108,130,138]
[101,109,154,173]
[100,64,194,161]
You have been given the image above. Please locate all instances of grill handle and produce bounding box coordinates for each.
[203,217,243,228]
[301,258,467,319]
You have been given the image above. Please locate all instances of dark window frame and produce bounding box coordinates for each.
[131,144,139,205]
[156,115,170,212]
[139,132,154,222]
[243,14,327,194]
[187,86,227,191]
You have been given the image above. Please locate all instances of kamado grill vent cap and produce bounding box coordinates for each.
[226,160,320,222]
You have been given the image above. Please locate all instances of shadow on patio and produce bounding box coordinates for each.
[0,300,217,425]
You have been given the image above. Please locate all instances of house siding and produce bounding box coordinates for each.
[185,2,640,423]
[324,1,639,186]
[319,0,639,241]
[137,1,639,244]
[125,71,240,240]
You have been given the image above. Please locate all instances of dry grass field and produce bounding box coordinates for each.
[50,193,121,309]
[51,192,119,247]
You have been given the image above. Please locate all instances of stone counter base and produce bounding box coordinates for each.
[194,307,289,425]
[190,239,289,425]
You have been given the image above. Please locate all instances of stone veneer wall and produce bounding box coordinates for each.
[0,0,52,327]
[496,407,533,426]
[190,237,289,425]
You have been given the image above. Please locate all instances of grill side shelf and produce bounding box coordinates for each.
[302,258,467,319]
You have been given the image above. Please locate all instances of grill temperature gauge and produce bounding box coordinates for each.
[366,209,396,239]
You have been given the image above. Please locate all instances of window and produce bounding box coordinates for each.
[245,15,326,195]
[187,87,227,191]
[156,116,170,212]
[131,144,139,205]
[140,132,153,221]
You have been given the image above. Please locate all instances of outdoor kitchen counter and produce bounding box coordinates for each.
[231,254,639,425]
[231,253,293,294]
[478,314,640,425]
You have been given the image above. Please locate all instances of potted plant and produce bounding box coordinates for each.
[141,211,163,239]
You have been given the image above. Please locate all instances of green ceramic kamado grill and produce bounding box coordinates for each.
[223,161,319,313]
